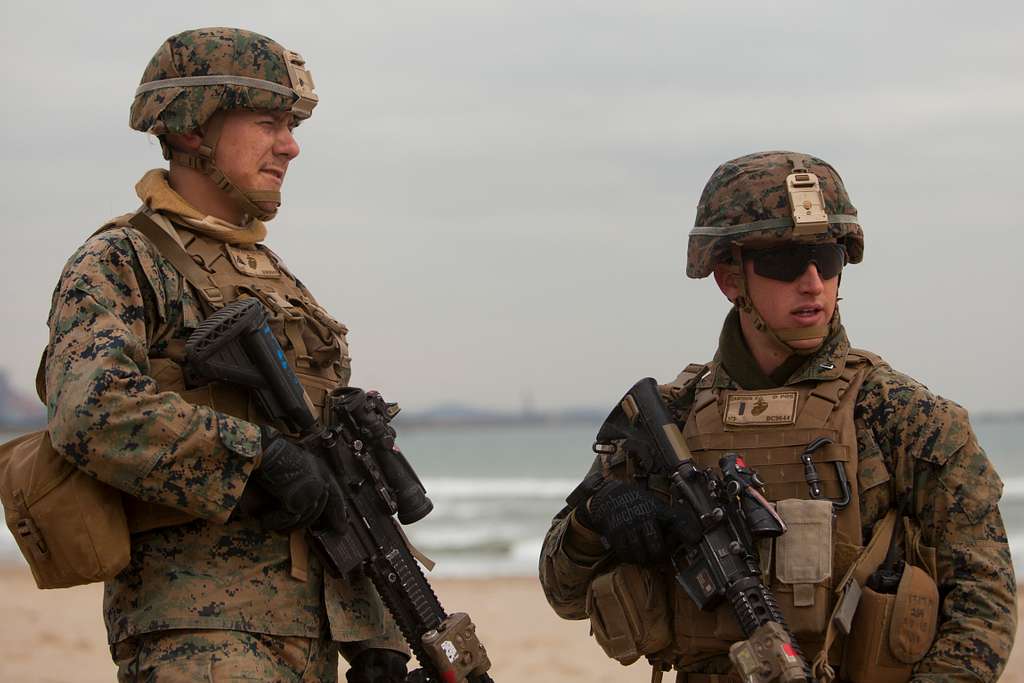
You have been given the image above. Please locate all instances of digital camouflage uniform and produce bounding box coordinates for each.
[539,152,1015,682]
[45,171,404,674]
[43,27,405,680]
[112,629,340,682]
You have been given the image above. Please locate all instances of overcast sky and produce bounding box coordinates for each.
[2,1,1022,414]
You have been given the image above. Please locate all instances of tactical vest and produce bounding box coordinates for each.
[666,350,879,672]
[121,210,352,540]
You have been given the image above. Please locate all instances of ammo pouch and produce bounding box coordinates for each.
[586,563,672,664]
[773,498,834,637]
[673,498,836,648]
[0,430,130,588]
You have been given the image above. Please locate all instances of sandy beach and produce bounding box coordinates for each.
[0,565,1020,682]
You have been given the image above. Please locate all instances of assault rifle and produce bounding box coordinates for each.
[584,378,810,683]
[184,298,493,683]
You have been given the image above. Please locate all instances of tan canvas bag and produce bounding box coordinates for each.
[0,429,130,588]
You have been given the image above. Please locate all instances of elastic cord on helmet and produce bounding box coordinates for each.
[135,52,318,124]
[167,111,281,222]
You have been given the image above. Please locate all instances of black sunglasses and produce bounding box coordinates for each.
[742,243,847,282]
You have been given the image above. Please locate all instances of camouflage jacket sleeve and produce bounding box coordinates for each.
[45,227,262,522]
[538,455,612,620]
[857,365,1016,683]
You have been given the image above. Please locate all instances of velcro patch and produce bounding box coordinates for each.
[225,244,281,278]
[724,391,798,426]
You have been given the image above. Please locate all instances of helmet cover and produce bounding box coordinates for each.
[130,27,316,135]
[687,151,863,278]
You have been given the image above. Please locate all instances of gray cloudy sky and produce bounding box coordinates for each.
[2,1,1022,413]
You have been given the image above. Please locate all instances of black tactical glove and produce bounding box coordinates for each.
[345,648,410,683]
[238,426,348,532]
[576,479,700,564]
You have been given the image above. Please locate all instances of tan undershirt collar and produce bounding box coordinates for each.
[135,169,267,245]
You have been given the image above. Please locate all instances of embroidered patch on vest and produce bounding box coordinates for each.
[724,391,798,426]
[224,244,281,278]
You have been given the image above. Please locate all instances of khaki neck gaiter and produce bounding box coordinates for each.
[135,169,268,245]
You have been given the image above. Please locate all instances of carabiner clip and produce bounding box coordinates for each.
[801,437,851,511]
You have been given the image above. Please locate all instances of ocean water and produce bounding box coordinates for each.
[2,419,1023,578]
[395,419,1024,577]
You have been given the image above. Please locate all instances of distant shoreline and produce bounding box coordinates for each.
[3,409,1021,435]
[394,413,603,431]
[973,411,1024,424]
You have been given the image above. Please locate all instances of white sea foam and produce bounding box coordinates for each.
[420,477,577,498]
[408,521,533,550]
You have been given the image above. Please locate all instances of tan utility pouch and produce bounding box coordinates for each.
[0,430,130,588]
[674,498,836,646]
[838,510,939,683]
[842,564,938,683]
[774,498,833,636]
[586,564,672,664]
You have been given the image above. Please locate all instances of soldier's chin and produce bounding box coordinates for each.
[786,336,825,353]
[255,200,280,220]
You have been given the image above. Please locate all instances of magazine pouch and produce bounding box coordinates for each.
[773,498,834,636]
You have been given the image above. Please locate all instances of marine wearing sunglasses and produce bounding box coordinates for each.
[715,239,846,370]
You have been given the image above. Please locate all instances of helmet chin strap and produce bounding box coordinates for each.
[167,111,281,222]
[730,246,834,357]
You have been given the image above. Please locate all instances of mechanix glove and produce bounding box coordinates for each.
[345,647,410,683]
[238,426,349,532]
[576,479,700,565]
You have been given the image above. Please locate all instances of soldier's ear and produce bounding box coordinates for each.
[164,130,203,153]
[713,263,742,304]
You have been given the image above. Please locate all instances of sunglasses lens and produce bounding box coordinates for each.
[746,244,846,281]
[814,245,846,279]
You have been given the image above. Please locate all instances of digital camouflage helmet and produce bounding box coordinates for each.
[688,151,864,352]
[129,27,318,221]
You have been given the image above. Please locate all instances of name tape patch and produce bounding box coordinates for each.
[725,391,798,426]
[225,244,281,279]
